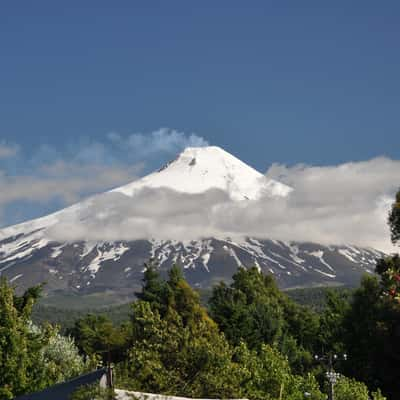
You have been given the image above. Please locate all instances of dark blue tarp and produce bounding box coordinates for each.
[14,368,107,400]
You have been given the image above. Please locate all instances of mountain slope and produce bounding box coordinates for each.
[0,146,383,301]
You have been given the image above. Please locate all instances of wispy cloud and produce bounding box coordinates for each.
[0,142,19,159]
[0,163,141,205]
[107,127,209,157]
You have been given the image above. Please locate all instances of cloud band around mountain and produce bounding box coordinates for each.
[46,156,400,253]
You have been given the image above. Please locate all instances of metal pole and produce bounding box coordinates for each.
[315,352,346,400]
[329,354,333,400]
[328,380,334,400]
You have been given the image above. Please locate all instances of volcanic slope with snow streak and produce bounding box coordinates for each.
[0,146,383,301]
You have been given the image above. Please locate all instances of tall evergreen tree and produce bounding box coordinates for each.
[318,289,350,355]
[135,261,168,314]
[209,267,284,348]
[209,267,319,373]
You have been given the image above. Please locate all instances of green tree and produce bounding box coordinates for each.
[375,254,400,302]
[70,314,126,365]
[36,328,88,387]
[0,279,47,399]
[334,376,369,400]
[342,276,382,385]
[318,289,350,355]
[165,265,216,328]
[209,268,285,348]
[0,279,87,399]
[209,267,320,373]
[119,300,240,398]
[333,376,386,400]
[388,189,400,245]
[233,342,325,400]
[135,261,168,314]
[340,275,399,399]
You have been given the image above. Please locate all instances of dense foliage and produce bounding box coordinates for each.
[0,279,87,399]
[68,314,127,365]
[209,266,319,374]
[116,265,325,399]
[334,376,386,400]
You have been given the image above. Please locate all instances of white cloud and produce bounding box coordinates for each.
[0,163,142,206]
[46,157,400,252]
[107,127,209,156]
[0,142,19,159]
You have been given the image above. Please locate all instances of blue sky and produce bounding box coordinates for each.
[0,1,399,227]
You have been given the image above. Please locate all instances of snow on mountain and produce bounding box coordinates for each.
[0,146,384,300]
[113,146,291,200]
[0,146,291,261]
[0,146,290,239]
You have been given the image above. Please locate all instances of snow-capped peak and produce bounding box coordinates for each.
[113,146,291,200]
[0,146,291,241]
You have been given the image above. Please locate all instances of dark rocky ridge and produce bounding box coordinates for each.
[0,234,383,304]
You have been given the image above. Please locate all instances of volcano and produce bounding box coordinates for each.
[0,146,382,305]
